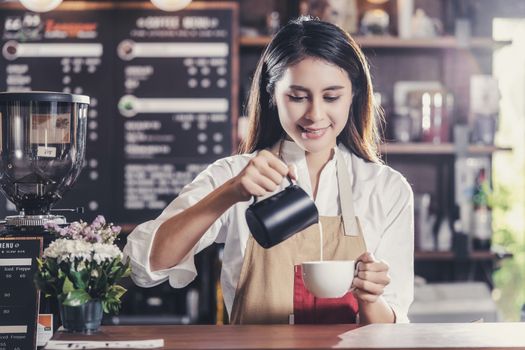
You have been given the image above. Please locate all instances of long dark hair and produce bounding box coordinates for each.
[239,16,383,163]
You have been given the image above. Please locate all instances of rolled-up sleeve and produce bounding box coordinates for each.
[123,159,233,289]
[375,173,414,323]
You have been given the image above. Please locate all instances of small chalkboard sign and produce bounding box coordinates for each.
[0,237,43,350]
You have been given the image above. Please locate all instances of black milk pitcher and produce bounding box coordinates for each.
[245,176,319,249]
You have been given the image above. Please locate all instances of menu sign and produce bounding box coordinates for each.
[0,237,42,350]
[114,3,236,222]
[0,2,238,224]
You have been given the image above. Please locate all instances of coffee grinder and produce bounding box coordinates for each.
[0,91,88,234]
[0,91,89,344]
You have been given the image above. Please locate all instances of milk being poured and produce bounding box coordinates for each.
[319,220,324,261]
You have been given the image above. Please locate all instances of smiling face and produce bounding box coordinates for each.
[274,57,353,155]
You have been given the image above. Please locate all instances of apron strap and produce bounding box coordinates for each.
[336,151,359,236]
[273,140,360,237]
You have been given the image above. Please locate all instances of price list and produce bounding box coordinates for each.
[0,2,238,225]
[0,237,42,350]
[113,3,236,222]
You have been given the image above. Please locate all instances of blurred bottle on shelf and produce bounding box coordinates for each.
[414,193,435,251]
[397,0,413,38]
[436,216,452,252]
[395,87,453,143]
[469,75,500,145]
[420,91,452,144]
[471,168,492,251]
[392,109,412,143]
[453,1,474,49]
[453,218,470,258]
[452,204,471,258]
[454,153,492,252]
[410,8,442,38]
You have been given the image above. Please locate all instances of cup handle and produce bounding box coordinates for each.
[349,260,363,293]
[251,175,295,205]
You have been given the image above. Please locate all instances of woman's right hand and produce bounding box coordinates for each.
[230,150,296,202]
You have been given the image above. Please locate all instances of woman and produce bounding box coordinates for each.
[124,17,414,324]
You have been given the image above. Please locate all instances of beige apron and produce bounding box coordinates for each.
[230,148,367,324]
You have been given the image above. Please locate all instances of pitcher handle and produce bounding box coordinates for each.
[251,175,294,205]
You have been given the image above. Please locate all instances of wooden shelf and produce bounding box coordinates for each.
[415,251,454,260]
[240,35,273,47]
[356,36,511,49]
[240,35,511,49]
[380,143,512,155]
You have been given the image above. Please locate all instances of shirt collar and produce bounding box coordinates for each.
[278,139,339,165]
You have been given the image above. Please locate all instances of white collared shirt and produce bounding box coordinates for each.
[124,141,414,323]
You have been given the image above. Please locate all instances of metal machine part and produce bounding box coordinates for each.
[0,91,89,228]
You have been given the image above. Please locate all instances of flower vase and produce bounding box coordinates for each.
[59,300,103,333]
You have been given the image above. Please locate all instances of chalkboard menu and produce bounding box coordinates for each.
[0,2,238,225]
[0,237,42,350]
[0,4,116,219]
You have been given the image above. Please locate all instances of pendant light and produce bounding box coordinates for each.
[19,0,63,12]
[151,0,192,12]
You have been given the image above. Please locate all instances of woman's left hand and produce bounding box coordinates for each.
[351,252,391,303]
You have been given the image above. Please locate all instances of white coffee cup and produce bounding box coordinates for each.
[302,260,356,298]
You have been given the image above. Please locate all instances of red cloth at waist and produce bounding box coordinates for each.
[293,264,358,324]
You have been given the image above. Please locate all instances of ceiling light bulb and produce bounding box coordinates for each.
[19,0,63,12]
[151,0,192,12]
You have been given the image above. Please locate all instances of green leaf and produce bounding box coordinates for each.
[108,258,120,272]
[102,298,121,315]
[46,258,58,274]
[62,289,92,307]
[122,264,131,278]
[107,284,127,299]
[62,276,75,295]
[34,258,64,297]
[68,267,89,290]
[92,268,108,295]
[36,271,59,295]
[34,272,47,288]
[101,300,110,314]
[110,261,131,283]
[100,284,127,315]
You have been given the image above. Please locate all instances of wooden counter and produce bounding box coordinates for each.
[51,323,525,349]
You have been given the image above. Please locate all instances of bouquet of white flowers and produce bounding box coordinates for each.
[35,215,130,315]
